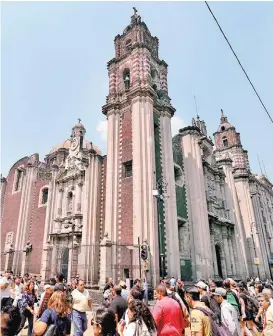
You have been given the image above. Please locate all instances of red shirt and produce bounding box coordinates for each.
[152,296,184,335]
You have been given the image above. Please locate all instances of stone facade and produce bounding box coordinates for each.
[1,11,272,284]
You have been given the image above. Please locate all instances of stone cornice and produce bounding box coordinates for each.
[107,44,168,69]
[216,157,233,166]
[214,144,244,153]
[179,126,201,137]
[250,175,273,196]
[102,87,175,116]
[213,126,236,136]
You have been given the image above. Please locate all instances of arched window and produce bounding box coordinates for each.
[222,136,228,147]
[41,188,48,204]
[123,69,130,90]
[38,186,49,207]
[221,126,225,131]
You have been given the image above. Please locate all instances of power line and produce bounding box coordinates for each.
[205,1,273,124]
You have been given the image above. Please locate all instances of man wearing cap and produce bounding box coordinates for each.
[196,280,221,322]
[185,286,211,335]
[213,287,241,336]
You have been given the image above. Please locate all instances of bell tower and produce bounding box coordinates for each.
[214,109,250,175]
[100,9,179,286]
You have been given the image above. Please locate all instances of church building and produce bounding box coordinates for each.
[1,10,272,286]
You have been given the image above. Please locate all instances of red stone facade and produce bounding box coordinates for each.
[1,157,29,270]
[120,110,133,246]
[27,179,48,274]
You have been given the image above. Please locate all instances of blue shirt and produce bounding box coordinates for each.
[41,308,71,336]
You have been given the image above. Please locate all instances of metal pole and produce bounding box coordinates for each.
[138,237,141,279]
[157,197,163,278]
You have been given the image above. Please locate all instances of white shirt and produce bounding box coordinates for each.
[0,277,11,299]
[11,283,24,299]
[221,300,241,336]
[124,318,157,336]
[71,288,90,313]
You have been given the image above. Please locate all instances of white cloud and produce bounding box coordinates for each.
[171,116,185,136]
[96,120,108,141]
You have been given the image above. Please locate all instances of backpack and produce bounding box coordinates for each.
[241,293,259,317]
[226,291,241,316]
[195,307,233,336]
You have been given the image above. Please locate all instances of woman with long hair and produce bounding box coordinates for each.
[17,280,37,336]
[91,307,118,336]
[118,299,157,336]
[1,305,22,336]
[33,291,71,336]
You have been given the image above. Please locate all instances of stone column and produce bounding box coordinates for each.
[228,228,236,277]
[222,227,232,276]
[99,235,113,289]
[75,182,82,215]
[210,225,219,277]
[57,187,64,217]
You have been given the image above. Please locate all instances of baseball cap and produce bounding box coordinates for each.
[195,281,208,290]
[212,287,227,297]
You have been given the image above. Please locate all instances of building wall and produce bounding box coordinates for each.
[1,157,29,270]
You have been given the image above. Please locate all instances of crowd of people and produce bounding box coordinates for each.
[1,270,273,336]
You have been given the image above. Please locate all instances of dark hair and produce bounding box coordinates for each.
[133,279,140,285]
[113,285,122,296]
[1,306,22,336]
[49,278,57,286]
[128,300,156,332]
[186,286,200,301]
[130,288,143,300]
[255,283,263,293]
[95,308,116,336]
[56,273,65,283]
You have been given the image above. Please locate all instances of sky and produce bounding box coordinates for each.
[1,1,273,181]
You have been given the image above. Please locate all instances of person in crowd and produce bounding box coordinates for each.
[120,281,130,301]
[196,280,221,323]
[110,285,128,324]
[55,272,66,291]
[164,279,189,326]
[257,293,273,336]
[185,286,211,336]
[23,273,29,285]
[133,279,144,300]
[153,284,184,335]
[262,288,273,305]
[143,277,149,305]
[255,283,264,297]
[223,279,241,316]
[33,291,71,336]
[237,282,260,336]
[0,272,12,310]
[91,307,118,336]
[122,287,143,327]
[17,280,37,336]
[1,305,22,336]
[36,284,53,319]
[11,276,24,308]
[170,276,176,287]
[212,287,241,335]
[103,277,114,293]
[118,299,157,336]
[71,279,92,336]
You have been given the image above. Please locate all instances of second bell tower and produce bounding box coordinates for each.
[100,9,180,286]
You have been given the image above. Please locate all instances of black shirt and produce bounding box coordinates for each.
[110,295,128,322]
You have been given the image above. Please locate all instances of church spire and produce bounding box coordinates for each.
[220,109,228,124]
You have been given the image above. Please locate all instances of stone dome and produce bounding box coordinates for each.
[48,139,102,155]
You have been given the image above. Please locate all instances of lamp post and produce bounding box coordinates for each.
[153,177,168,278]
[250,222,260,279]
